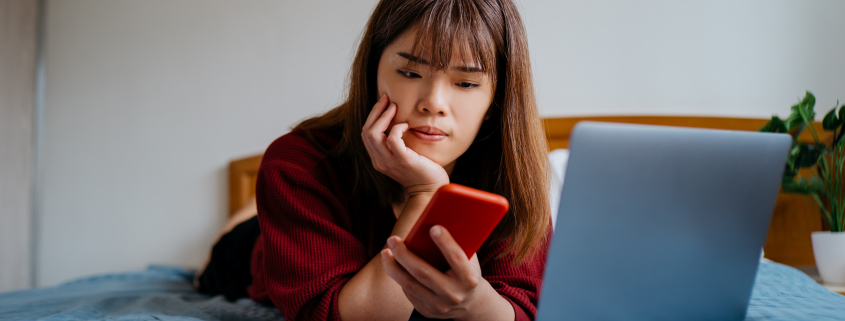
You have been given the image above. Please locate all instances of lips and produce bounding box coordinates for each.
[411,126,446,135]
[409,126,447,142]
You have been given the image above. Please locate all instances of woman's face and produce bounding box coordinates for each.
[376,28,495,174]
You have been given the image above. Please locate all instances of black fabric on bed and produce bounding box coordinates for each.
[198,215,261,301]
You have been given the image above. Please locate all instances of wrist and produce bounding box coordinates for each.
[455,280,515,321]
[390,192,436,238]
[404,181,448,198]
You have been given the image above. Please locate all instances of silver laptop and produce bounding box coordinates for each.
[536,122,791,321]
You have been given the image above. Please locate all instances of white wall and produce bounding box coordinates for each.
[524,0,845,118]
[38,0,375,287]
[38,0,845,286]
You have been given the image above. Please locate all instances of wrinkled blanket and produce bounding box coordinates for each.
[1,262,844,320]
[0,265,282,321]
[746,262,845,320]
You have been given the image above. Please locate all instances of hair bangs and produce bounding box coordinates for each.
[409,0,498,81]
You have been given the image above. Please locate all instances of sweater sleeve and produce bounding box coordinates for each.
[254,155,369,321]
[479,229,551,321]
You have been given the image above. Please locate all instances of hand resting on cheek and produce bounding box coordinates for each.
[361,94,451,198]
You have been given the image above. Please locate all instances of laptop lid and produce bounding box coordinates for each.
[536,122,791,321]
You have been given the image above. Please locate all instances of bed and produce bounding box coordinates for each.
[2,116,844,321]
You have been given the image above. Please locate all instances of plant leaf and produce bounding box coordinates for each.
[802,91,816,113]
[838,105,845,128]
[803,145,823,167]
[793,144,822,168]
[760,116,788,133]
[823,108,839,130]
[783,164,798,179]
[785,144,801,171]
[796,99,815,125]
[790,144,802,157]
[785,106,805,135]
[810,175,826,194]
[782,179,814,194]
[782,173,794,184]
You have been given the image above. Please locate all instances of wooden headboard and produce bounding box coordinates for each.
[228,154,263,215]
[228,116,828,267]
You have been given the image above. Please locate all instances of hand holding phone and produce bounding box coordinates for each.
[404,183,509,271]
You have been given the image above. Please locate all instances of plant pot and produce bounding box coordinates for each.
[812,231,845,284]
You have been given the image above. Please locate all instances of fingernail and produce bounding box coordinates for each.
[431,226,441,238]
[381,249,387,260]
[387,236,396,248]
[381,93,386,100]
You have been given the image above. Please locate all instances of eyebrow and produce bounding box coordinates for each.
[397,52,484,73]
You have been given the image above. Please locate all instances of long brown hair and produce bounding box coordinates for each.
[296,0,549,264]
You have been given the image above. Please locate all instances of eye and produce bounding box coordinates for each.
[457,82,479,89]
[397,70,421,78]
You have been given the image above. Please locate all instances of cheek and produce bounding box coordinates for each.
[375,56,398,100]
[376,70,390,99]
[452,94,493,140]
[382,80,419,124]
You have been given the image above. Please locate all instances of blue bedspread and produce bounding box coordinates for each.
[1,262,843,321]
[0,266,282,321]
[746,262,845,320]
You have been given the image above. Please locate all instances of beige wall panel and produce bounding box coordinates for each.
[0,0,38,291]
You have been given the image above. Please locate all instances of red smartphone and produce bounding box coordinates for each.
[404,183,509,271]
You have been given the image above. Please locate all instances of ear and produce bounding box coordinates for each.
[484,106,493,120]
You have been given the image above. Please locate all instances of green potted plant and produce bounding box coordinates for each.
[760,91,845,284]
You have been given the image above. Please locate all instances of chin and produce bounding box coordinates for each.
[407,143,449,166]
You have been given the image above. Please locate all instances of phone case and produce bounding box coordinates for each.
[404,183,509,271]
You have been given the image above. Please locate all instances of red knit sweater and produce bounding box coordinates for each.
[247,129,549,321]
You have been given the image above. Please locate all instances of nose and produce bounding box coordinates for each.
[418,81,449,116]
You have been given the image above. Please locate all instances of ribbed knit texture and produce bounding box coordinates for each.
[247,129,549,321]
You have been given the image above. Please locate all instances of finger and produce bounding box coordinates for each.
[386,122,409,154]
[370,103,397,137]
[363,94,390,130]
[383,250,444,318]
[362,103,396,154]
[361,122,387,157]
[429,226,474,282]
[469,253,480,268]
[387,236,452,296]
[361,138,388,173]
[362,103,396,161]
[381,248,440,303]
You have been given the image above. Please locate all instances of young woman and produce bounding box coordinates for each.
[198,0,551,320]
